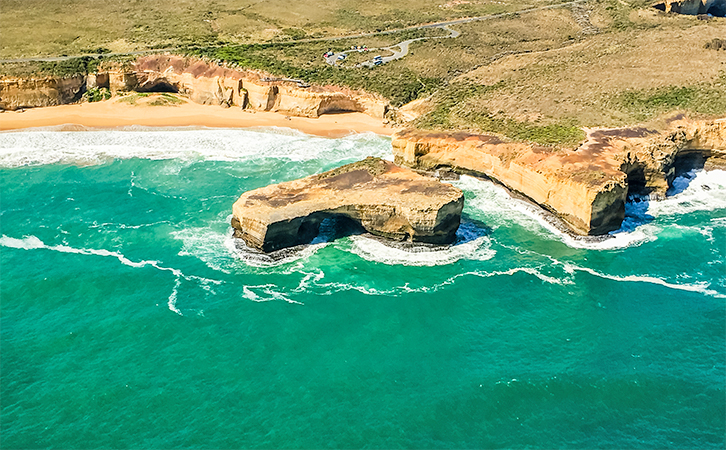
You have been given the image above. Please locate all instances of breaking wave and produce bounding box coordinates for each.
[0,127,390,168]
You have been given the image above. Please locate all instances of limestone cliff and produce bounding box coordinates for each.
[1,55,390,118]
[0,75,85,110]
[392,118,725,235]
[232,157,464,252]
[128,55,389,118]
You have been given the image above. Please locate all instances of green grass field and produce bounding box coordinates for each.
[2,0,725,145]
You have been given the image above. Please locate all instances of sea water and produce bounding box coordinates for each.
[1,127,724,449]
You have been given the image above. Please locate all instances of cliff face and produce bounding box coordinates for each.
[125,55,389,118]
[232,157,464,252]
[0,75,85,110]
[0,55,389,118]
[392,118,725,235]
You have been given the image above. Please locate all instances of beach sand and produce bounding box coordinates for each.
[0,98,394,137]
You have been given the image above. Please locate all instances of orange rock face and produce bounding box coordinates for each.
[130,55,389,118]
[392,118,725,235]
[0,75,85,110]
[232,157,464,252]
[1,55,390,119]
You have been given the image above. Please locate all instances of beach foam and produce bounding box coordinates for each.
[0,128,391,168]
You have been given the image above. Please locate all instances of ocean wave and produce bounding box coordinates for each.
[346,233,495,267]
[455,170,726,251]
[649,169,726,217]
[286,264,572,298]
[242,284,303,305]
[0,234,222,314]
[0,128,391,168]
[560,262,725,298]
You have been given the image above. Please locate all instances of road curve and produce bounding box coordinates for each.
[0,0,586,65]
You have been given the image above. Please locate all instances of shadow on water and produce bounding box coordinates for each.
[668,152,708,196]
[615,152,709,234]
[616,195,654,234]
[230,215,492,265]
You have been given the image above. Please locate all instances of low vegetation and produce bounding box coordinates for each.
[2,0,725,147]
[612,72,726,121]
[416,82,586,145]
[117,93,184,106]
[81,87,111,103]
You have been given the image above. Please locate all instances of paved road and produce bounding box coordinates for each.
[356,25,459,68]
[326,0,584,68]
[0,0,585,65]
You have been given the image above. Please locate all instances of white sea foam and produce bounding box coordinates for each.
[284,264,573,299]
[453,175,654,250]
[0,234,222,314]
[224,232,329,269]
[0,128,391,168]
[242,284,302,304]
[173,227,234,273]
[648,169,726,218]
[454,171,726,251]
[346,233,495,267]
[561,263,725,298]
[167,278,183,315]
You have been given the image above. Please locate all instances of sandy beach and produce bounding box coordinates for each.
[0,98,394,137]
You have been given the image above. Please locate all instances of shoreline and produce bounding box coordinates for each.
[0,98,394,138]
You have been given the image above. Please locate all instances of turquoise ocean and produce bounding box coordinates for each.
[1,127,724,449]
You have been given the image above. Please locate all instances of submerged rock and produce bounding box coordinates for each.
[232,157,464,252]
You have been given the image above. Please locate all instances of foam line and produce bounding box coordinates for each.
[242,284,303,305]
[0,128,392,168]
[167,278,182,316]
[289,265,572,298]
[347,234,495,266]
[561,263,726,298]
[454,175,655,250]
[1,234,222,314]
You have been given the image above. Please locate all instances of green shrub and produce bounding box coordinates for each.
[416,82,586,146]
[82,87,111,102]
[614,74,726,120]
[185,43,443,106]
[38,56,100,77]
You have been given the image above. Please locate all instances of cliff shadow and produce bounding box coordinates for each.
[136,79,179,93]
[616,150,711,233]
[668,150,708,196]
[454,216,492,244]
[615,194,655,234]
[310,215,366,245]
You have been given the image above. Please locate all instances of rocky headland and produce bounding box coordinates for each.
[231,157,464,252]
[3,53,725,242]
[393,117,726,235]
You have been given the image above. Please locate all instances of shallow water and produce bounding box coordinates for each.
[1,127,724,449]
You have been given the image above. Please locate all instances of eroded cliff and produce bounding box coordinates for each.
[392,118,725,235]
[232,157,464,252]
[0,75,85,110]
[0,55,389,118]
